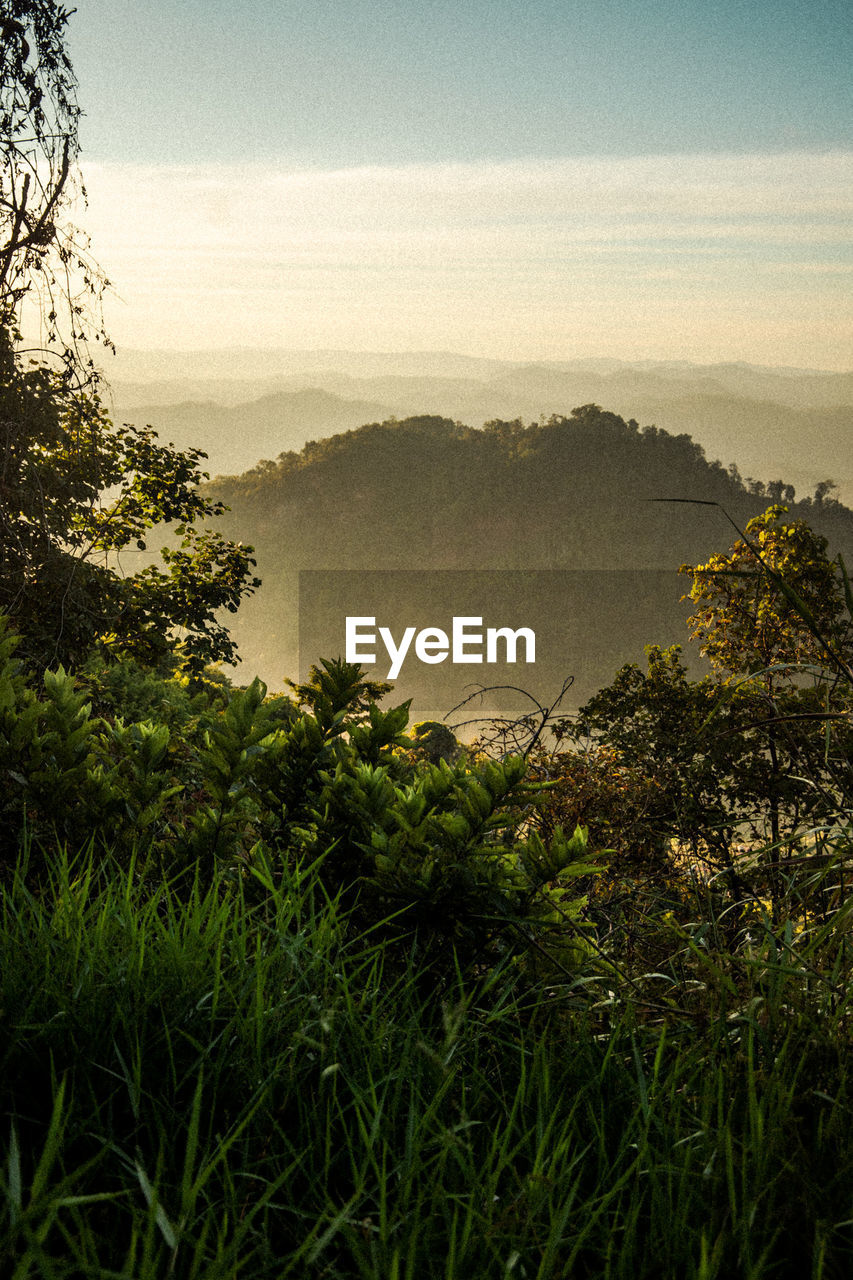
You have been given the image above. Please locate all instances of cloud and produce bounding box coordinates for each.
[79,151,853,366]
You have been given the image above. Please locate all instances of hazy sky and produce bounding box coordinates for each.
[64,0,852,367]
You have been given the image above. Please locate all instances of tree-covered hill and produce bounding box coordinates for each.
[212,405,851,569]
[205,405,853,703]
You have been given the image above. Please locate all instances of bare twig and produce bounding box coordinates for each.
[445,675,575,759]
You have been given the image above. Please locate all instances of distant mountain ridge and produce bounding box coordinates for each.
[110,350,853,500]
[109,348,853,407]
[117,388,391,478]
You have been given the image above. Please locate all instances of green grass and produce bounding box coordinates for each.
[2,843,853,1279]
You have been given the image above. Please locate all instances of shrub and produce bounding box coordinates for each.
[0,630,602,982]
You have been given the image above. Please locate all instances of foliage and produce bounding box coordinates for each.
[680,503,852,677]
[75,649,231,729]
[406,718,463,764]
[678,505,853,902]
[2,838,853,1277]
[1,513,853,1274]
[0,329,261,675]
[568,642,853,858]
[544,507,853,940]
[530,737,672,871]
[286,656,392,728]
[0,0,110,367]
[0,6,259,679]
[0,633,601,979]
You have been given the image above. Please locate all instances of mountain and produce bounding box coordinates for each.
[203,408,853,716]
[99,349,853,719]
[530,360,853,409]
[116,388,391,478]
[105,347,853,405]
[109,350,853,500]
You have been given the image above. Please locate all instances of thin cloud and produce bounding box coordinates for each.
[80,152,853,366]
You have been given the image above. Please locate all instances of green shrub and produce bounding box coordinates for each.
[0,627,602,982]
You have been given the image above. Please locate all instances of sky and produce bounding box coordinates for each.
[62,0,852,367]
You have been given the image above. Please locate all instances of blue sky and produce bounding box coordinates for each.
[70,0,852,164]
[62,0,852,366]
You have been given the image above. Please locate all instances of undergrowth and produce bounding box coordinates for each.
[1,840,852,1278]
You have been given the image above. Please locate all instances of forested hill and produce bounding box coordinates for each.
[206,405,853,699]
[210,405,853,572]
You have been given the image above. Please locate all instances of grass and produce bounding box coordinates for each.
[2,841,853,1278]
